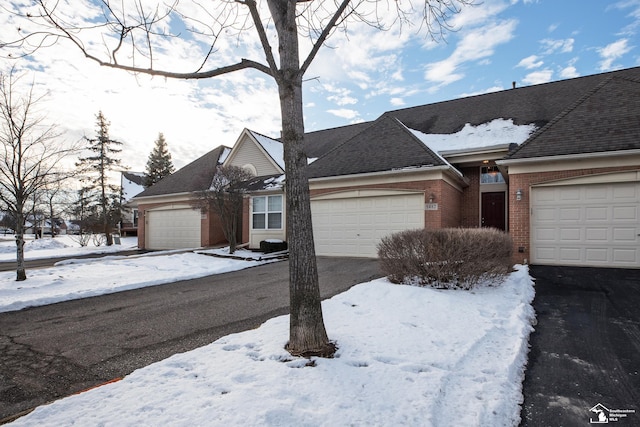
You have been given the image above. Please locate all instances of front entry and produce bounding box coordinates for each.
[481,192,506,230]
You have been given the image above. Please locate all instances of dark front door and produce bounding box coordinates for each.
[481,192,506,230]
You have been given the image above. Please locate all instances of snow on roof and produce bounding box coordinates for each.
[218,146,232,164]
[250,131,285,171]
[409,118,537,154]
[122,172,146,202]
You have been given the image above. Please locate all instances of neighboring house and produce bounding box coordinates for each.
[120,171,146,236]
[136,66,640,269]
[132,145,232,250]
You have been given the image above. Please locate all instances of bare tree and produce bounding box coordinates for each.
[1,0,473,355]
[191,165,255,255]
[0,67,77,280]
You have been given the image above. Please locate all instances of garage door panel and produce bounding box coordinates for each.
[531,182,640,268]
[561,188,582,201]
[311,192,425,258]
[585,248,608,262]
[586,207,608,221]
[586,228,608,241]
[614,185,637,199]
[614,248,637,263]
[560,228,581,241]
[613,206,637,220]
[614,228,637,241]
[559,207,581,221]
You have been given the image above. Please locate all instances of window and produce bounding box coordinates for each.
[481,166,505,184]
[252,195,283,229]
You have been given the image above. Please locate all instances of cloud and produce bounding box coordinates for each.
[541,38,574,54]
[390,98,405,107]
[559,66,579,79]
[522,69,554,85]
[609,0,640,36]
[322,84,358,106]
[425,19,517,87]
[517,55,544,69]
[598,38,633,70]
[326,109,359,120]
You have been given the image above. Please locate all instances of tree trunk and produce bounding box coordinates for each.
[272,0,332,357]
[15,212,26,281]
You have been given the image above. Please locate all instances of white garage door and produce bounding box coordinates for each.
[146,208,202,250]
[311,191,425,257]
[531,182,640,267]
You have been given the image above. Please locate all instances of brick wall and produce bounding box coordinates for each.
[459,166,480,228]
[508,165,640,264]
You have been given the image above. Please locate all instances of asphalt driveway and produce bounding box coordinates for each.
[520,265,640,426]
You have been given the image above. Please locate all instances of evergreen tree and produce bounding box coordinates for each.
[76,111,123,246]
[144,133,175,187]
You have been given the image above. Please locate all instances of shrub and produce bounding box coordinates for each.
[377,228,513,289]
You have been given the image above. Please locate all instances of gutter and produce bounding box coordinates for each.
[496,149,640,166]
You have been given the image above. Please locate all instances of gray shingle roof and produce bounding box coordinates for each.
[507,76,640,159]
[302,122,372,158]
[306,116,447,179]
[386,67,640,135]
[135,145,229,198]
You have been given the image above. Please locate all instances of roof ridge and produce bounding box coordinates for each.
[507,75,617,159]
[386,66,640,119]
[391,117,449,162]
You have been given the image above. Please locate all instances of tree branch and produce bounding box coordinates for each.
[300,0,352,77]
[238,0,281,81]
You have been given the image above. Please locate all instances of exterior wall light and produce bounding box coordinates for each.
[429,193,436,203]
[515,189,523,201]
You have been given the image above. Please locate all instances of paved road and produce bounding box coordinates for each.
[520,265,640,427]
[0,257,382,422]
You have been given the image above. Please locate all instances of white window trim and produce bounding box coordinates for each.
[251,195,283,230]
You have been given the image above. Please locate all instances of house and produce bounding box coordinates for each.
[133,145,232,249]
[120,171,146,236]
[134,66,640,268]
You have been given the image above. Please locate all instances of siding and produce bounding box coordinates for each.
[227,135,282,176]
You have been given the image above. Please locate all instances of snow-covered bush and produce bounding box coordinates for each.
[377,228,513,289]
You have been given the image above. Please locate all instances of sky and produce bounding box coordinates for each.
[1,235,535,426]
[0,0,639,173]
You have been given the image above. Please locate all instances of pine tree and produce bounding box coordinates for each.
[76,111,123,246]
[144,133,175,187]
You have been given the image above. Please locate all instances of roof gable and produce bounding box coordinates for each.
[224,129,284,175]
[507,76,640,160]
[306,116,448,179]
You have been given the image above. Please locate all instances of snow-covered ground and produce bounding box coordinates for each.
[0,234,140,261]
[2,235,536,426]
